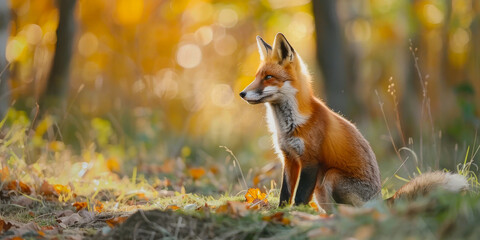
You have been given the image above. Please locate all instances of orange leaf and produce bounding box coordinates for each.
[39,181,57,197]
[37,231,46,236]
[11,237,24,240]
[309,201,319,211]
[95,201,104,213]
[73,202,88,212]
[244,188,268,208]
[136,193,148,201]
[6,180,31,195]
[166,205,180,211]
[0,219,14,233]
[53,184,71,195]
[188,167,206,180]
[106,216,128,228]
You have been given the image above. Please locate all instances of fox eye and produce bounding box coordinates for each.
[265,75,273,80]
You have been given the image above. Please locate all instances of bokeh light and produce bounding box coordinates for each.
[176,44,202,68]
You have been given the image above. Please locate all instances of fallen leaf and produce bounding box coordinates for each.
[215,201,249,217]
[73,201,104,212]
[136,192,148,201]
[245,188,268,208]
[57,214,83,227]
[57,210,95,227]
[55,210,74,218]
[188,167,206,180]
[73,202,88,212]
[0,219,14,233]
[6,180,31,195]
[8,222,40,237]
[11,196,34,208]
[105,216,128,228]
[166,205,180,211]
[309,201,319,211]
[53,184,71,195]
[262,212,290,225]
[245,188,266,203]
[95,201,104,213]
[38,181,57,198]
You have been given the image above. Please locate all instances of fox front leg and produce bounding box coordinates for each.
[279,157,300,207]
[279,171,290,207]
[294,164,320,205]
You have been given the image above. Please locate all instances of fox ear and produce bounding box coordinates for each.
[272,33,295,63]
[256,36,272,61]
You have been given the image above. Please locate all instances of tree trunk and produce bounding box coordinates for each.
[0,1,10,119]
[41,0,77,111]
[312,0,350,115]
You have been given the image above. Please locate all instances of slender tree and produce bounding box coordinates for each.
[0,1,10,119]
[312,0,351,115]
[41,0,77,111]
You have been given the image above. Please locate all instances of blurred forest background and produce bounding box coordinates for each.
[0,0,479,195]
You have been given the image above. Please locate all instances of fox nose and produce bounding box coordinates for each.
[239,92,246,98]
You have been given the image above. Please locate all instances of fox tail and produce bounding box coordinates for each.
[387,171,469,204]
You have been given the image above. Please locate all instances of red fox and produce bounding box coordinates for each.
[240,33,468,211]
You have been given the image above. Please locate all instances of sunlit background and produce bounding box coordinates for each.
[1,0,479,195]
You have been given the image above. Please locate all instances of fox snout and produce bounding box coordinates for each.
[239,89,265,104]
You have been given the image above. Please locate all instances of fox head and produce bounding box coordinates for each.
[239,33,312,105]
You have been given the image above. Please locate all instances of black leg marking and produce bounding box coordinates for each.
[294,165,319,205]
[278,171,290,207]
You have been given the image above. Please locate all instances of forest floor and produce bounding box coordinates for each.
[1,183,480,240]
[1,110,480,239]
